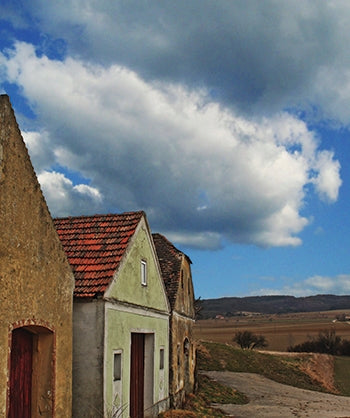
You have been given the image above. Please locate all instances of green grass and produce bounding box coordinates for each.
[184,374,248,417]
[334,356,350,396]
[180,341,350,417]
[197,341,327,393]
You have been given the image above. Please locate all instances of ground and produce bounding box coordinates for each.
[203,371,350,418]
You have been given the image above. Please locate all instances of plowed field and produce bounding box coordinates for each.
[194,310,350,351]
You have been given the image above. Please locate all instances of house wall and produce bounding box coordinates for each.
[174,257,195,318]
[109,221,169,313]
[72,300,105,418]
[169,313,196,408]
[0,95,74,416]
[104,303,169,417]
[170,257,196,408]
[104,219,170,417]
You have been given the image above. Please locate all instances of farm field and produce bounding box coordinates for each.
[194,310,350,351]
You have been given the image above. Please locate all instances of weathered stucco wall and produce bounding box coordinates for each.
[73,300,105,417]
[0,95,74,417]
[105,304,169,417]
[104,218,170,417]
[174,257,195,318]
[107,219,169,313]
[170,257,196,408]
[169,313,196,408]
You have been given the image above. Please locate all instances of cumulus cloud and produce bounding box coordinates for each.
[5,1,350,123]
[255,274,350,297]
[38,171,103,217]
[22,130,55,172]
[0,42,342,248]
[313,150,342,202]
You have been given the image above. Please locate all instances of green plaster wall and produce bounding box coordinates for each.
[106,221,169,313]
[104,306,169,416]
[104,218,170,416]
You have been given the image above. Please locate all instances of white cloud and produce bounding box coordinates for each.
[38,171,103,217]
[8,1,350,124]
[255,274,350,297]
[313,150,342,202]
[0,42,342,248]
[164,231,222,251]
[22,130,55,172]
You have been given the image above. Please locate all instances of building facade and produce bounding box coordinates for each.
[152,233,196,409]
[0,95,74,417]
[55,212,170,417]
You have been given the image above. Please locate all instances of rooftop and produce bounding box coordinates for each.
[54,211,144,298]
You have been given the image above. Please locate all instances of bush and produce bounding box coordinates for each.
[287,329,350,355]
[233,330,267,350]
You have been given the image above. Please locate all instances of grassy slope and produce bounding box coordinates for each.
[197,341,328,392]
[334,356,350,396]
[174,341,350,417]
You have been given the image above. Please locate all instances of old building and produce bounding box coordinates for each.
[54,212,170,417]
[152,233,196,408]
[0,94,74,417]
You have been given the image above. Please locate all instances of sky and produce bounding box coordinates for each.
[0,1,349,299]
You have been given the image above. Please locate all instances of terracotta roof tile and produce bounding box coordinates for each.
[54,211,144,298]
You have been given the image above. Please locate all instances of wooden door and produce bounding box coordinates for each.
[130,333,145,418]
[9,328,33,418]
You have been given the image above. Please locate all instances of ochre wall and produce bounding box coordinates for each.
[0,95,74,417]
[170,257,196,408]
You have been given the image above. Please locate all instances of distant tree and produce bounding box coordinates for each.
[288,329,342,355]
[336,313,346,322]
[233,330,267,350]
[339,338,350,356]
[317,329,341,354]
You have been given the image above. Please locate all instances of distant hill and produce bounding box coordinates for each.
[199,295,350,318]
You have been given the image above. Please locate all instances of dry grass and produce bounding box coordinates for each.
[196,341,328,393]
[159,374,247,418]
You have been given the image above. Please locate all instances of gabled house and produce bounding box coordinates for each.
[54,212,170,418]
[0,94,74,416]
[152,234,196,409]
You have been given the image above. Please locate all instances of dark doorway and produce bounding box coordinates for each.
[130,333,145,418]
[8,325,54,417]
[9,328,33,418]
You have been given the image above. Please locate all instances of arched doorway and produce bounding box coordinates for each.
[8,325,54,417]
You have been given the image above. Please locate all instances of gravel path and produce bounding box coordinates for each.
[203,371,350,418]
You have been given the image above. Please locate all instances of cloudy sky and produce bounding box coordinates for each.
[1,1,349,299]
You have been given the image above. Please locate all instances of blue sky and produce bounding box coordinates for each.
[1,1,349,299]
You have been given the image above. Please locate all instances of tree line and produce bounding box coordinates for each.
[233,329,350,356]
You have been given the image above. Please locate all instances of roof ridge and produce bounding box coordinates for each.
[152,233,183,258]
[54,210,145,222]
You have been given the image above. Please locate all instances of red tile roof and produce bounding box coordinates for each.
[152,233,191,309]
[54,212,144,298]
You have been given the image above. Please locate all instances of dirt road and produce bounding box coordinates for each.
[203,371,350,417]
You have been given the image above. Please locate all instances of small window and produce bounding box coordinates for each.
[114,352,122,381]
[160,348,164,370]
[141,260,147,286]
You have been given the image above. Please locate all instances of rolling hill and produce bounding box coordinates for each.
[199,295,350,319]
